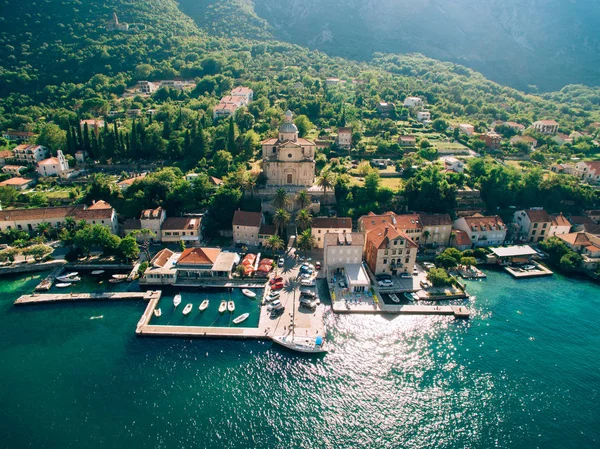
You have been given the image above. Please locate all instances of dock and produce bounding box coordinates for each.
[15,290,161,305]
[34,265,65,291]
[504,263,553,279]
[332,301,471,318]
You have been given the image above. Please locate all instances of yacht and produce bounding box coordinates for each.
[173,294,182,308]
[272,335,327,354]
[91,270,105,275]
[55,283,72,288]
[57,275,81,283]
[112,274,128,280]
[199,299,209,311]
[182,303,193,316]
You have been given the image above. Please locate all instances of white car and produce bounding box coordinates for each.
[400,272,412,279]
[378,280,394,287]
[413,268,419,275]
[267,300,282,311]
[300,278,316,286]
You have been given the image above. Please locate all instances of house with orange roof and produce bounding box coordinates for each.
[549,213,572,238]
[175,247,239,280]
[1,165,26,176]
[451,229,472,251]
[37,150,69,177]
[512,208,552,243]
[453,214,507,248]
[117,173,147,190]
[0,177,35,191]
[573,161,600,185]
[364,223,418,276]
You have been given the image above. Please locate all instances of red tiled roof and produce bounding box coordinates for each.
[178,247,220,265]
[259,224,276,236]
[366,223,417,250]
[0,150,13,158]
[420,213,452,227]
[312,217,352,229]
[535,120,559,126]
[525,209,551,223]
[453,229,472,246]
[161,217,200,231]
[118,173,147,186]
[88,200,112,210]
[209,176,223,186]
[463,215,506,230]
[140,207,163,219]
[150,248,174,268]
[584,161,600,173]
[559,232,591,246]
[0,177,33,186]
[233,210,262,227]
[551,214,571,227]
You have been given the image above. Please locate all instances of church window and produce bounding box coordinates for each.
[288,153,292,158]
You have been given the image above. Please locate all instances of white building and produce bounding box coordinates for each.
[311,217,352,249]
[140,207,166,237]
[37,150,69,177]
[512,208,551,243]
[458,124,475,136]
[443,157,465,173]
[574,161,600,184]
[230,86,254,103]
[336,127,352,149]
[403,97,423,108]
[532,120,559,134]
[12,144,48,164]
[453,214,507,248]
[549,213,572,238]
[417,111,431,122]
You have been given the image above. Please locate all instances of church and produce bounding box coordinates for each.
[261,111,316,187]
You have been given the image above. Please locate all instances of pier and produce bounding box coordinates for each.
[332,301,471,318]
[34,265,65,291]
[15,290,161,305]
[504,263,553,278]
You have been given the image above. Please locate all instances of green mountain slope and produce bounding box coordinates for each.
[178,0,600,92]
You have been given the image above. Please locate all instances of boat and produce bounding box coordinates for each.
[218,300,227,313]
[272,335,327,354]
[89,315,103,320]
[91,270,105,275]
[173,294,182,308]
[199,299,209,311]
[232,313,249,325]
[55,283,72,288]
[228,300,235,313]
[153,308,162,317]
[62,272,79,278]
[389,293,400,303]
[182,303,193,316]
[57,275,81,283]
[241,289,256,298]
[112,274,128,280]
[109,278,124,284]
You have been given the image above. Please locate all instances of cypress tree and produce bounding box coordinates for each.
[227,116,236,155]
[195,120,207,160]
[66,125,75,155]
[83,123,91,154]
[75,121,83,150]
[91,128,99,160]
[162,115,172,139]
[130,119,138,158]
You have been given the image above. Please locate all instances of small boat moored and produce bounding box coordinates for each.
[55,283,72,288]
[182,303,193,316]
[153,308,162,317]
[109,278,124,284]
[272,335,327,354]
[241,289,256,298]
[173,294,182,308]
[91,270,105,275]
[232,313,250,325]
[112,274,128,280]
[199,299,209,311]
[228,300,235,313]
[218,300,227,313]
[389,293,400,303]
[57,275,81,283]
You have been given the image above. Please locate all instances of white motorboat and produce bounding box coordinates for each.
[173,294,182,308]
[241,289,256,298]
[55,283,72,288]
[108,278,123,284]
[182,303,193,316]
[227,300,235,313]
[218,300,227,313]
[232,313,249,325]
[153,308,162,317]
[57,275,81,283]
[199,299,209,311]
[91,270,105,275]
[389,293,400,303]
[272,335,327,354]
[112,274,128,280]
[63,272,79,278]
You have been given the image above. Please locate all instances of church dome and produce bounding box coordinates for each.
[279,122,298,134]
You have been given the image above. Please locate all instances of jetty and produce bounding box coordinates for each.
[35,265,65,291]
[332,301,471,318]
[15,290,160,305]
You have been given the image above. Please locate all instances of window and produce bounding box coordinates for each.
[533,223,538,228]
[384,249,389,255]
[287,173,293,184]
[383,259,388,264]
[288,153,292,158]
[237,226,239,229]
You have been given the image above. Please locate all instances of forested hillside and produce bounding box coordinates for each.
[178,0,600,92]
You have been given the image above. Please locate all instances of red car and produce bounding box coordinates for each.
[269,276,283,285]
[271,282,284,290]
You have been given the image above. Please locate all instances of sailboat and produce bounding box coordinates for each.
[199,299,209,311]
[218,300,227,313]
[173,293,182,308]
[182,303,193,316]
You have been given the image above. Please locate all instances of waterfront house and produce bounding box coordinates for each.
[0,202,118,234]
[549,213,572,238]
[532,120,559,134]
[557,232,600,271]
[12,144,48,165]
[161,217,201,244]
[0,177,35,191]
[358,212,423,245]
[176,247,239,280]
[141,248,178,285]
[140,207,166,239]
[232,210,263,247]
[364,223,418,276]
[451,229,472,251]
[453,214,507,248]
[323,232,364,277]
[512,209,552,243]
[311,217,352,249]
[420,213,453,248]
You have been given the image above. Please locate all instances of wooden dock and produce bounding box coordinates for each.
[504,263,553,278]
[34,265,65,291]
[15,290,161,305]
[332,301,471,318]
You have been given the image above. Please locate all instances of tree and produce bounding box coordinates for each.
[294,115,313,137]
[118,236,140,262]
[364,171,380,196]
[297,229,316,257]
[316,170,335,197]
[460,256,477,267]
[37,123,66,152]
[265,235,285,254]
[273,208,291,238]
[296,190,311,209]
[212,150,233,177]
[539,236,570,265]
[227,116,237,155]
[0,186,18,208]
[296,209,313,232]
[36,222,52,239]
[435,248,463,269]
[560,252,582,271]
[432,118,448,132]
[23,244,52,262]
[273,188,291,210]
[427,267,453,287]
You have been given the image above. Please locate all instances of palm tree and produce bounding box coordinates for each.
[64,217,76,231]
[296,190,311,210]
[37,222,52,238]
[265,235,285,254]
[273,209,291,238]
[273,188,291,210]
[297,229,316,258]
[296,209,313,232]
[316,170,335,198]
[242,172,258,198]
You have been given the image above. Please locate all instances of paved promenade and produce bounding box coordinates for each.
[15,290,160,305]
[332,300,470,318]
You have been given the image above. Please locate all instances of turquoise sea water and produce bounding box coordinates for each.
[0,269,599,448]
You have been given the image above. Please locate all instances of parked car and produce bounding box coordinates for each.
[270,306,285,317]
[269,276,283,285]
[271,282,284,290]
[299,297,317,310]
[413,268,419,275]
[301,272,313,279]
[315,261,321,270]
[300,278,316,286]
[338,279,347,288]
[376,274,392,281]
[267,300,282,311]
[266,291,281,301]
[378,279,394,287]
[300,290,316,298]
[400,272,412,279]
[278,257,285,268]
[300,263,315,273]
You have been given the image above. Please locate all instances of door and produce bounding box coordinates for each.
[286,173,293,184]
